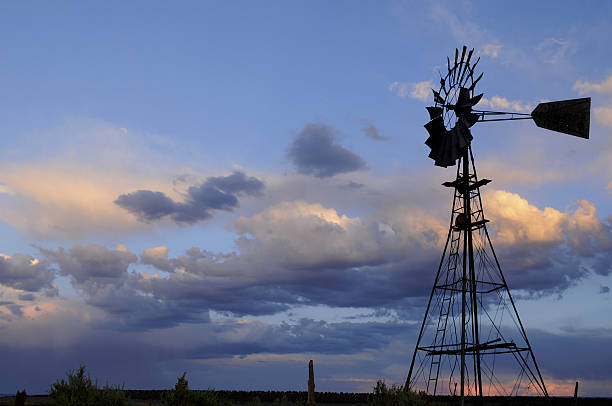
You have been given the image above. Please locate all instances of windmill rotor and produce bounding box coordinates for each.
[424,46,591,168]
[425,46,483,168]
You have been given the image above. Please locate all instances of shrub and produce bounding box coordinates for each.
[162,372,221,406]
[49,365,131,406]
[369,380,435,406]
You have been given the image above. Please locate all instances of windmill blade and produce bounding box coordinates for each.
[432,89,445,105]
[531,97,590,139]
[456,87,471,107]
[465,57,480,85]
[469,72,484,91]
[465,48,474,68]
[460,113,480,128]
[459,46,467,67]
[469,93,483,107]
[458,47,472,85]
[426,106,443,119]
[425,118,449,166]
[425,116,446,151]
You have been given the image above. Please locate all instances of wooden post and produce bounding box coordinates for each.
[307,360,316,406]
[574,381,579,405]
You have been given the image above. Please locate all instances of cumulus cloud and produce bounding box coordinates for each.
[234,200,446,271]
[35,191,611,325]
[564,200,612,261]
[573,73,612,95]
[0,253,55,292]
[287,123,366,178]
[388,81,432,101]
[362,122,390,141]
[141,246,173,272]
[485,190,566,246]
[477,96,532,112]
[15,186,610,329]
[484,190,612,291]
[115,171,264,224]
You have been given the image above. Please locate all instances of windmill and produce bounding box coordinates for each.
[405,46,590,403]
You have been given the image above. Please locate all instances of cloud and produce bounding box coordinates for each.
[482,44,502,59]
[234,200,445,271]
[37,244,209,330]
[594,107,612,129]
[362,122,390,141]
[573,73,612,95]
[484,190,566,246]
[18,293,35,301]
[0,253,56,292]
[388,81,432,101]
[115,171,264,224]
[564,200,612,260]
[0,165,158,240]
[536,38,572,65]
[477,96,532,112]
[287,123,366,178]
[141,246,173,272]
[600,285,610,294]
[18,184,609,328]
[39,244,137,283]
[484,190,612,290]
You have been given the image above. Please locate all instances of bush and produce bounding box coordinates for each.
[162,372,221,406]
[369,380,436,406]
[49,365,131,406]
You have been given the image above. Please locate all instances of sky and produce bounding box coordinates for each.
[0,0,611,397]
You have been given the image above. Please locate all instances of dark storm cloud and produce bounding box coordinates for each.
[133,242,438,318]
[0,318,412,394]
[184,318,412,359]
[0,253,55,292]
[532,328,612,381]
[38,244,208,330]
[287,123,366,178]
[115,171,264,224]
[362,122,390,141]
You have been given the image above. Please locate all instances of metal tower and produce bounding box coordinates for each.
[405,146,548,399]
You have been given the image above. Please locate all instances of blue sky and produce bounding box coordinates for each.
[0,0,611,397]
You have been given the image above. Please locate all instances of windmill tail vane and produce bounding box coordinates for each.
[407,46,590,402]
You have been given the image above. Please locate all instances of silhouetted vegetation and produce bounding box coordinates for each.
[48,365,132,406]
[162,372,223,406]
[369,381,439,406]
[0,367,610,406]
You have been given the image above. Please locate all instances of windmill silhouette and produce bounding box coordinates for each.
[405,46,590,404]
